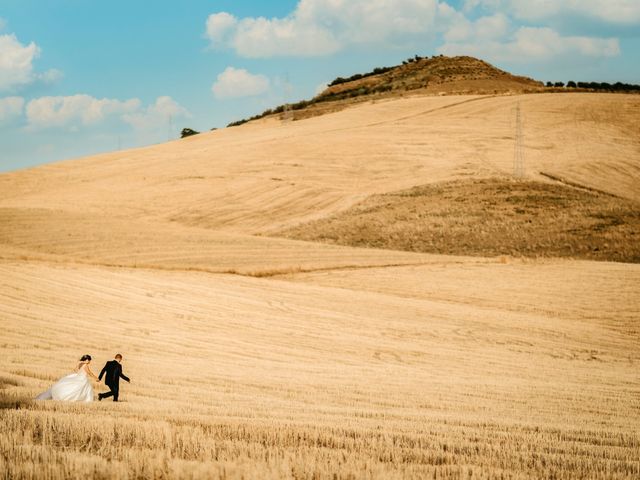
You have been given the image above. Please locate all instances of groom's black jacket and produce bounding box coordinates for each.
[99,360,129,387]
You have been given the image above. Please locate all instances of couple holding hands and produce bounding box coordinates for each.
[36,353,130,402]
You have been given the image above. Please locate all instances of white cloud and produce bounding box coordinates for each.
[205,12,238,44]
[25,94,140,129]
[206,1,630,61]
[233,16,339,58]
[0,96,24,123]
[440,4,510,43]
[122,96,190,131]
[467,0,640,26]
[25,94,190,136]
[474,13,511,40]
[439,2,624,68]
[211,67,270,99]
[0,34,40,91]
[439,26,620,62]
[37,68,64,84]
[512,0,640,25]
[0,31,64,92]
[205,0,439,57]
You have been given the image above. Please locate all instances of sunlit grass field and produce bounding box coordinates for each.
[1,260,638,479]
[1,93,639,478]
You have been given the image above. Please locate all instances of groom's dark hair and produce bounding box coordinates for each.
[115,354,122,360]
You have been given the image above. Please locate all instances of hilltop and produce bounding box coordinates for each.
[320,54,542,97]
[230,55,543,125]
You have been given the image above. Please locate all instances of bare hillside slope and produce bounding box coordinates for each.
[1,93,638,266]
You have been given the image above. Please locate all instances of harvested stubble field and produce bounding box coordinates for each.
[278,178,640,262]
[2,260,639,479]
[1,93,639,479]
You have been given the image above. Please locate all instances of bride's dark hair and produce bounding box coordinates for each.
[79,354,92,362]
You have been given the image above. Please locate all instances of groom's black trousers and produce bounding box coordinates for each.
[101,384,119,401]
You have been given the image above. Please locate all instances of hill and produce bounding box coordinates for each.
[320,54,542,98]
[1,93,637,266]
[230,55,544,125]
[1,89,639,479]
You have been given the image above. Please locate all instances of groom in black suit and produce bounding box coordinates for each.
[98,354,130,402]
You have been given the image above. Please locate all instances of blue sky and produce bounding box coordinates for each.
[1,0,639,172]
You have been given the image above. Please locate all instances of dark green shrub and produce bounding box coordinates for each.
[180,128,200,138]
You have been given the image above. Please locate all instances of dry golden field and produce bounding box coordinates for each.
[1,93,639,479]
[279,178,640,262]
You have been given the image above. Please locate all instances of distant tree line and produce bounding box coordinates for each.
[226,84,394,127]
[402,54,440,65]
[546,81,640,92]
[328,54,441,87]
[328,66,395,87]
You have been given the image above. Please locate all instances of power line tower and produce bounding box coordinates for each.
[513,102,525,179]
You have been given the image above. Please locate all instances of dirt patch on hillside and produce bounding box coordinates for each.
[277,178,640,263]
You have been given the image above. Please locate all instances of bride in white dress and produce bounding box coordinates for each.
[36,354,100,402]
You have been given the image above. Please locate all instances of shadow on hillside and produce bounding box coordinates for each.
[276,178,640,263]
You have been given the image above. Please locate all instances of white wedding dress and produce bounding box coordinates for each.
[36,365,94,402]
